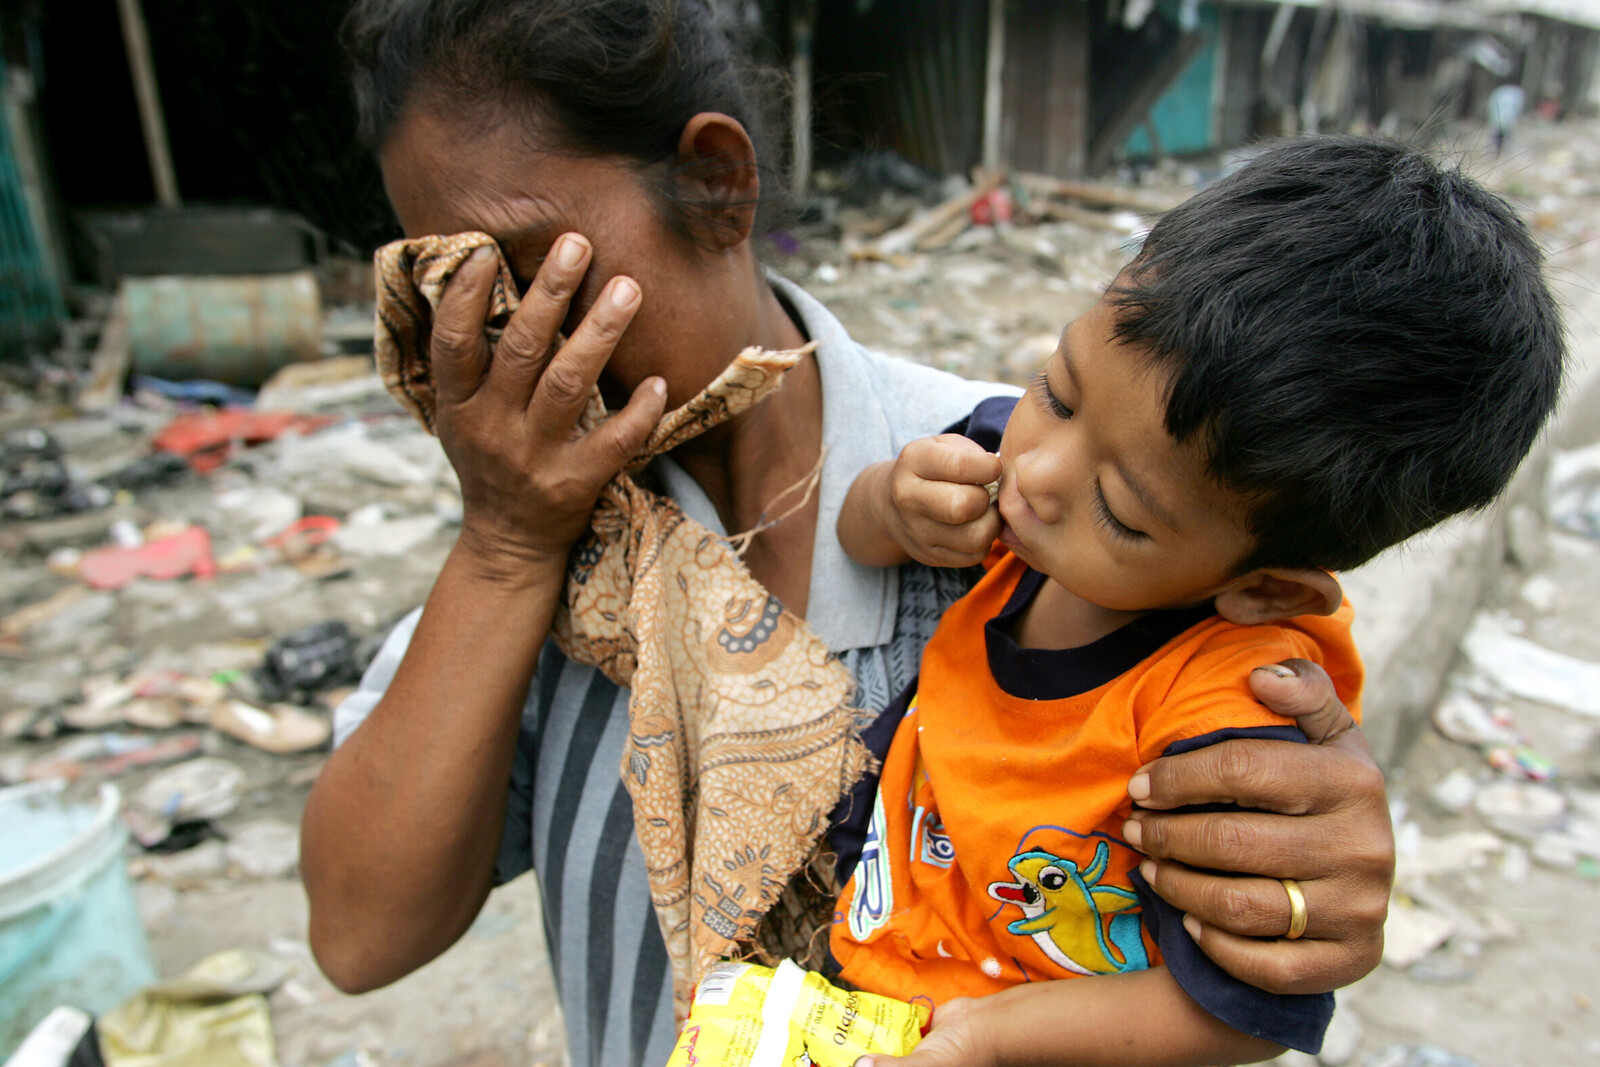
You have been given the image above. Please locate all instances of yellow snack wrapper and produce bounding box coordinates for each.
[664,959,927,1067]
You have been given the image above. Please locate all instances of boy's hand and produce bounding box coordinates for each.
[877,434,1003,568]
[855,997,993,1067]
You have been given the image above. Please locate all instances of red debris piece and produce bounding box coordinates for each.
[79,525,217,590]
[151,411,334,473]
[970,187,1014,227]
[262,515,340,550]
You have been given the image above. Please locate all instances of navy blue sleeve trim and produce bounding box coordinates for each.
[1133,724,1333,1054]
[940,394,1017,453]
[826,677,917,886]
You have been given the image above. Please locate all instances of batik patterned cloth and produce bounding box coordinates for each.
[373,232,870,1016]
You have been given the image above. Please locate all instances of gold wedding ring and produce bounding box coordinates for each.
[1281,878,1308,940]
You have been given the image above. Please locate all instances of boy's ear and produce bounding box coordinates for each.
[1213,568,1343,626]
[675,112,759,249]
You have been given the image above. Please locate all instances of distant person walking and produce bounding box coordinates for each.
[1488,82,1525,157]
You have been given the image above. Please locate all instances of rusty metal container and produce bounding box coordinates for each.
[122,271,323,387]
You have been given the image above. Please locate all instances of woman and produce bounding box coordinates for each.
[302,3,1394,1065]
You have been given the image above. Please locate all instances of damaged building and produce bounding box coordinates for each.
[787,0,1600,181]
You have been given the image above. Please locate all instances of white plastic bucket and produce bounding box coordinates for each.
[0,780,156,1058]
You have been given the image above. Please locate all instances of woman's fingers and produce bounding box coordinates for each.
[490,234,593,403]
[1249,659,1364,747]
[1129,736,1375,815]
[431,247,499,405]
[583,375,669,474]
[1137,859,1382,943]
[1126,724,1395,994]
[529,275,643,437]
[1174,912,1383,998]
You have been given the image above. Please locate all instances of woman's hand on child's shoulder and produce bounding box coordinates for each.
[1125,660,1393,996]
[881,434,1003,568]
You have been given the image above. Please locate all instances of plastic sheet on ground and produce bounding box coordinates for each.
[97,950,292,1067]
[1546,440,1600,539]
[1460,612,1600,717]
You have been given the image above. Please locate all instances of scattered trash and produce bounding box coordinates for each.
[1427,769,1479,814]
[79,525,217,591]
[1430,689,1519,747]
[261,516,347,579]
[132,837,231,884]
[254,355,387,414]
[130,375,258,409]
[1500,842,1530,883]
[99,451,191,493]
[332,508,445,558]
[293,424,438,489]
[1473,780,1567,838]
[1360,1045,1478,1067]
[1,780,156,1052]
[1484,744,1555,782]
[97,950,291,1067]
[211,701,330,754]
[1545,440,1600,539]
[151,411,333,474]
[0,587,94,656]
[0,429,114,520]
[1395,828,1504,881]
[24,733,203,783]
[4,1005,99,1067]
[1460,612,1600,718]
[215,486,302,543]
[1381,900,1456,968]
[253,620,359,703]
[224,818,301,880]
[125,758,247,846]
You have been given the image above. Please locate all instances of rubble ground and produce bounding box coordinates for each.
[2,117,1599,1067]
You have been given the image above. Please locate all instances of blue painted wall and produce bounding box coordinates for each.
[1124,1,1220,160]
[0,53,64,357]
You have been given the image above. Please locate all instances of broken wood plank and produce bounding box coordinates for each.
[1030,200,1146,233]
[1014,172,1184,215]
[871,169,1005,256]
[79,290,131,412]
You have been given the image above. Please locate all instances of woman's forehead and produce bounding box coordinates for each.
[380,109,624,240]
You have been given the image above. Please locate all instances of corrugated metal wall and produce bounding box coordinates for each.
[0,52,63,359]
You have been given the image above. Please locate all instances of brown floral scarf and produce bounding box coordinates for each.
[373,232,870,1017]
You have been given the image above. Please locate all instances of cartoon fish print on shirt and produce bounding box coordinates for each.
[987,840,1149,975]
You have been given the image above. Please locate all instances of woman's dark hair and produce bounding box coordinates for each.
[1111,135,1565,573]
[341,0,783,243]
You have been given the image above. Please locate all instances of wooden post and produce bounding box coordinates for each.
[790,0,815,200]
[982,0,1006,170]
[116,0,180,207]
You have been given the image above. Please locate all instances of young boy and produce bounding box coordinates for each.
[827,137,1564,1064]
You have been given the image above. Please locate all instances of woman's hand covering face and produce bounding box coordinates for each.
[431,234,667,583]
[1125,659,1393,995]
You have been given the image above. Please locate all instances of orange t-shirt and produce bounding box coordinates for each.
[830,549,1363,1006]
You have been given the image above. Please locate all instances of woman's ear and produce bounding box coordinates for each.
[675,112,760,249]
[1213,568,1343,626]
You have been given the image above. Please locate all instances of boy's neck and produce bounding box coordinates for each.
[1013,576,1155,651]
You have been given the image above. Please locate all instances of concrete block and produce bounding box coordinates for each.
[1349,273,1600,770]
[1345,514,1501,769]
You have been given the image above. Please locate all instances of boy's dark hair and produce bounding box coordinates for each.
[340,0,782,244]
[1112,136,1565,573]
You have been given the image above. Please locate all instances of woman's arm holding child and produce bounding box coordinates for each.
[857,966,1283,1067]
